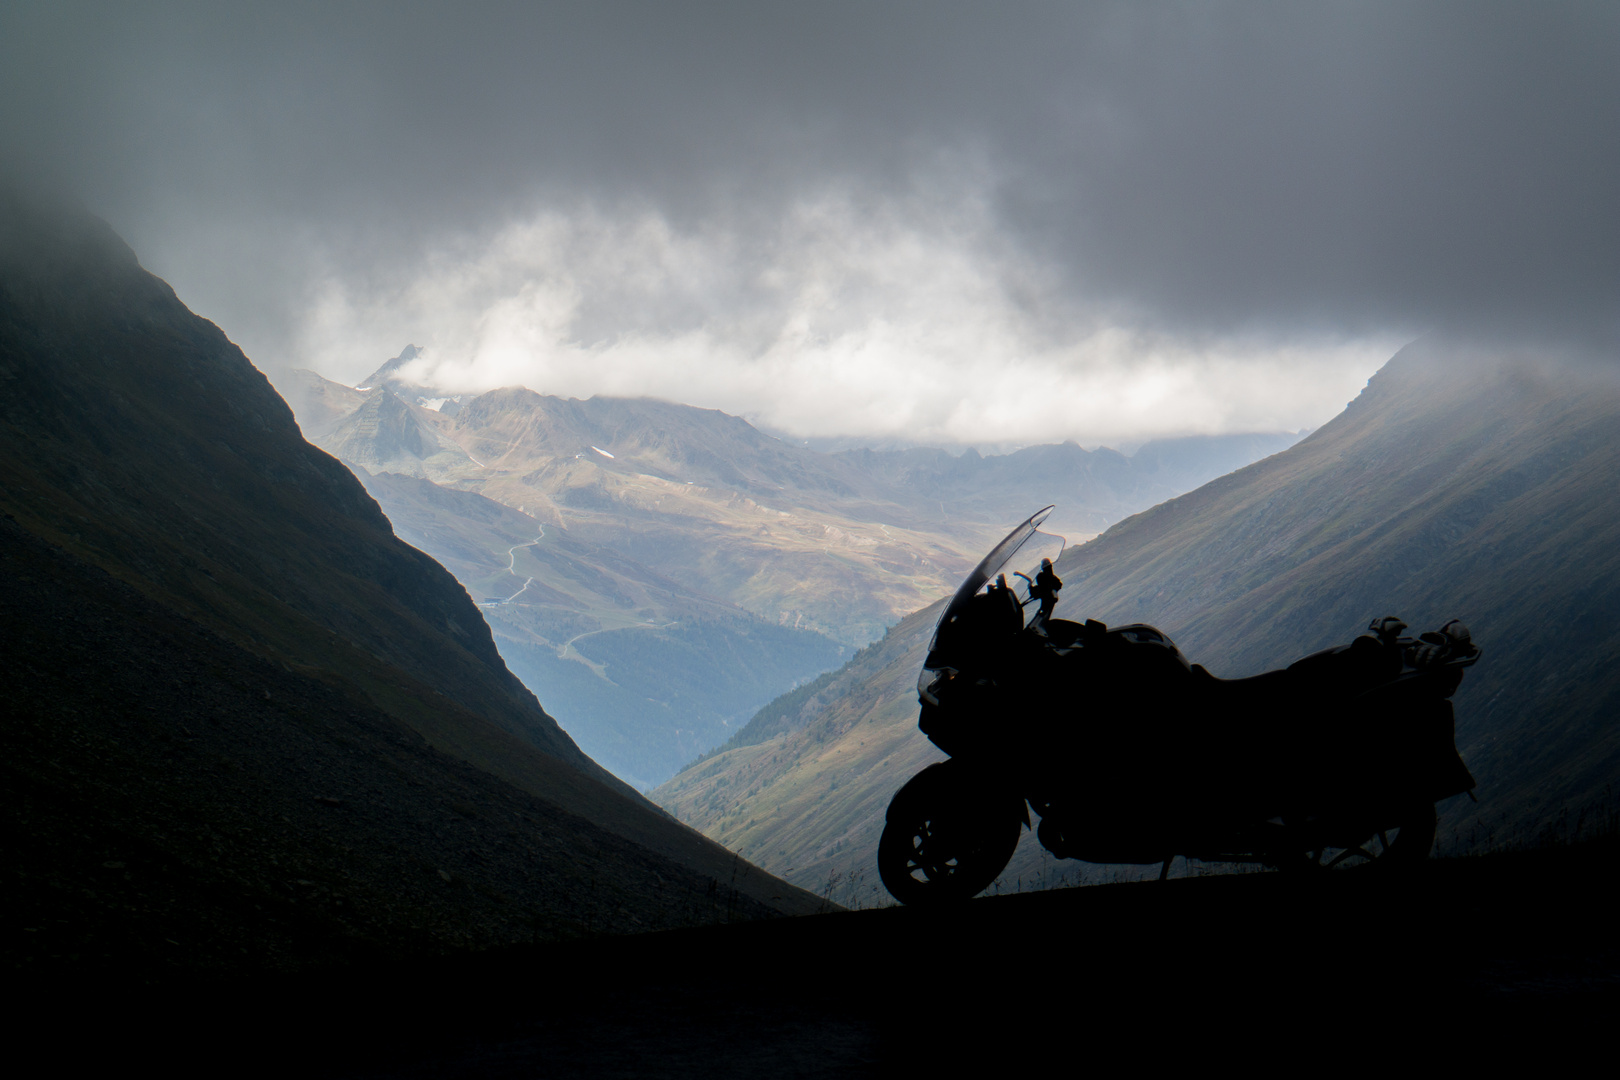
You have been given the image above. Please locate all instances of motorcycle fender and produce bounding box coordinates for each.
[1408,700,1477,802]
[886,761,1030,829]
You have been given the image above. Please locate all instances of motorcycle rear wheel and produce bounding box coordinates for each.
[1280,800,1438,872]
[878,769,1021,906]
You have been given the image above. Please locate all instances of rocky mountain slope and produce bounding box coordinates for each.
[287,365,1299,787]
[296,367,1303,648]
[309,378,1000,646]
[0,190,823,979]
[322,387,482,479]
[653,339,1620,904]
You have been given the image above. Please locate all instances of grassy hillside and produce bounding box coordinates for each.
[653,339,1620,903]
[654,606,944,906]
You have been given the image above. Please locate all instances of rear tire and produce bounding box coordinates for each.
[1373,800,1438,867]
[1276,800,1437,873]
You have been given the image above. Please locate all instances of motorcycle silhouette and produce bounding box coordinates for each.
[877,507,1479,905]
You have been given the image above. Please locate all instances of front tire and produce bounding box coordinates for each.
[877,764,1022,906]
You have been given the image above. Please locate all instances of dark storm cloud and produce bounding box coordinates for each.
[3,2,1616,369]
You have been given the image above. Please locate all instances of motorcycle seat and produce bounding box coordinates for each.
[1188,665,1294,711]
[1186,635,1399,716]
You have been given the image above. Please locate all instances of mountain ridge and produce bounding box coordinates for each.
[290,365,1305,647]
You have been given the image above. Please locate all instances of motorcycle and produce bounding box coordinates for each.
[877,506,1480,906]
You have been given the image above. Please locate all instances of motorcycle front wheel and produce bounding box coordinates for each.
[877,764,1022,906]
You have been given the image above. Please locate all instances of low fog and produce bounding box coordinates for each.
[3,2,1615,446]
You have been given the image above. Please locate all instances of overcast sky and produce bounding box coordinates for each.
[4,2,1616,447]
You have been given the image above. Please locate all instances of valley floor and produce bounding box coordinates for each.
[22,843,1619,1076]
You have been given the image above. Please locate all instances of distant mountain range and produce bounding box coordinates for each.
[652,339,1620,905]
[283,355,1301,787]
[0,190,824,979]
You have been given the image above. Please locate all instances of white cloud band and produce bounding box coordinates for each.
[296,190,1398,447]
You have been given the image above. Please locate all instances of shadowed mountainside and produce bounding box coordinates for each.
[0,201,602,786]
[2,516,796,975]
[0,190,823,978]
[653,339,1620,904]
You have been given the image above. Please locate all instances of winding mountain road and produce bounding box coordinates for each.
[480,525,545,605]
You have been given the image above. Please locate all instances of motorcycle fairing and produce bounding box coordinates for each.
[920,505,1056,703]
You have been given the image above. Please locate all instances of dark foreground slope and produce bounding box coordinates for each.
[2,516,787,974]
[0,189,822,980]
[21,847,1619,1075]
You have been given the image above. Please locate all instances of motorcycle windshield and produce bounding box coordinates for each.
[920,506,1057,692]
